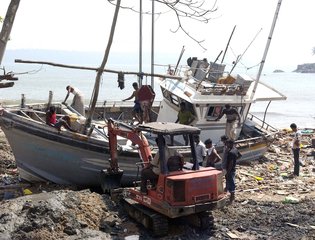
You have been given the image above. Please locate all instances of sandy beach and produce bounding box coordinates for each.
[1,127,315,239]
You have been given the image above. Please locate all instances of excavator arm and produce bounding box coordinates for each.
[107,118,152,172]
[100,118,153,192]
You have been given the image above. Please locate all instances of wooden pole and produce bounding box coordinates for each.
[0,0,20,65]
[84,0,121,132]
[14,59,183,80]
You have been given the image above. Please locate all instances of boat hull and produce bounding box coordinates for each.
[0,110,142,187]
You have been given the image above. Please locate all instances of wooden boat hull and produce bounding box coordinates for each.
[0,109,142,187]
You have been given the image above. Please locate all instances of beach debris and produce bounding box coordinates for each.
[240,171,264,181]
[283,196,300,204]
[23,188,32,195]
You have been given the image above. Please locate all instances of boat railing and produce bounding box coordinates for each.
[247,113,278,134]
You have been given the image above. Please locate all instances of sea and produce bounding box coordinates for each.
[1,50,315,130]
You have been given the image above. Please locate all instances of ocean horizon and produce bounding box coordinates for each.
[1,49,315,129]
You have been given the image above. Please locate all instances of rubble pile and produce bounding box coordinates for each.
[0,128,315,239]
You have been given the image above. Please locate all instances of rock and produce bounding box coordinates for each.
[293,63,315,73]
[273,69,284,73]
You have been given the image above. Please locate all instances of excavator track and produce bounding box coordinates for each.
[122,198,169,237]
[186,211,215,230]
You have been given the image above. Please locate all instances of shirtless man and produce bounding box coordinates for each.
[123,82,142,124]
[204,138,222,167]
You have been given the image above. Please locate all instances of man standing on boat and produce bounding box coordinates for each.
[215,104,241,140]
[122,82,143,124]
[173,102,195,145]
[63,85,85,117]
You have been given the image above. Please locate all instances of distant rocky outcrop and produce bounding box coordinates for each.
[273,69,284,73]
[294,63,315,73]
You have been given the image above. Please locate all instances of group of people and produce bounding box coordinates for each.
[194,134,239,203]
[139,132,239,203]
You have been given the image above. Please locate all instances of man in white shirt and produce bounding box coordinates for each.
[290,123,301,177]
[194,135,206,166]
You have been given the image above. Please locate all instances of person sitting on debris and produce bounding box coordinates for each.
[46,106,75,132]
[63,85,85,117]
[205,138,222,168]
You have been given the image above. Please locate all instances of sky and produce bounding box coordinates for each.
[1,0,315,73]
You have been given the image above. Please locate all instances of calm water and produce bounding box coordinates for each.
[1,51,314,129]
[250,73,315,129]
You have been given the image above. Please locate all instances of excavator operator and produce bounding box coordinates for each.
[140,137,183,194]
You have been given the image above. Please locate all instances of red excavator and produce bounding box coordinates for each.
[101,118,227,236]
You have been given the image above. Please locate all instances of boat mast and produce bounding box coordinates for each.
[221,25,236,64]
[139,0,143,86]
[249,0,282,101]
[0,0,20,65]
[150,0,155,89]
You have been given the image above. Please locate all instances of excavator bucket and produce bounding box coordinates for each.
[100,169,124,193]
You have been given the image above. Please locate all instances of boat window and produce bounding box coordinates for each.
[162,88,171,101]
[170,94,179,106]
[161,88,196,116]
[207,106,222,120]
[206,105,243,120]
